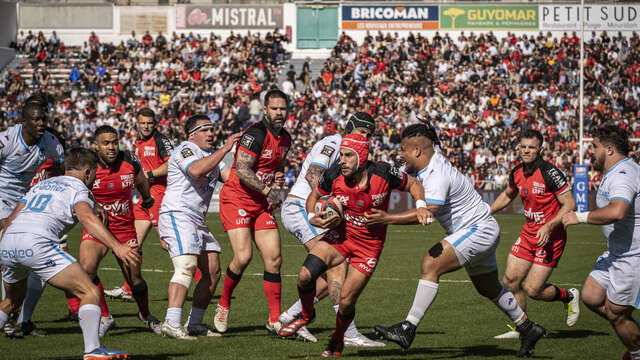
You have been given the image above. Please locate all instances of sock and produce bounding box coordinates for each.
[78,304,101,354]
[630,349,640,360]
[263,272,281,323]
[218,268,242,309]
[286,297,320,319]
[406,279,439,326]
[332,304,359,338]
[331,309,355,342]
[187,306,206,326]
[552,286,572,303]
[131,280,150,319]
[194,268,203,283]
[93,277,110,317]
[0,310,8,328]
[165,307,182,328]
[17,274,46,323]
[491,286,525,324]
[66,292,80,314]
[298,281,316,320]
[122,281,132,295]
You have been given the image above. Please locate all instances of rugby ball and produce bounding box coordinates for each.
[315,195,344,220]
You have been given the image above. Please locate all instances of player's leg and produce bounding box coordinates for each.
[583,275,608,318]
[135,219,153,248]
[502,254,532,311]
[605,299,640,358]
[323,264,371,357]
[77,239,113,336]
[215,227,253,332]
[14,273,47,336]
[254,228,283,330]
[523,264,579,325]
[186,250,221,336]
[0,279,28,328]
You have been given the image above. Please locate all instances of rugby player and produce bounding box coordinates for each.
[490,129,579,339]
[372,124,546,358]
[105,107,174,301]
[0,147,137,360]
[277,133,429,356]
[159,115,240,339]
[278,113,384,346]
[0,95,64,337]
[563,126,640,360]
[66,125,161,336]
[214,89,291,334]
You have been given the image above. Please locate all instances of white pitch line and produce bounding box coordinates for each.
[99,267,583,287]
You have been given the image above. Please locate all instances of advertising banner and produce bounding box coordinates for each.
[341,5,438,31]
[573,165,589,212]
[540,5,640,30]
[439,5,538,30]
[175,4,283,30]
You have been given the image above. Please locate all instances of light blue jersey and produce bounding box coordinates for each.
[416,151,493,234]
[6,176,94,241]
[596,158,640,257]
[288,134,342,199]
[0,125,64,216]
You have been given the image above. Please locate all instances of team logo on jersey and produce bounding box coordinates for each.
[261,149,273,159]
[240,134,255,148]
[181,147,194,159]
[321,145,335,157]
[238,208,247,217]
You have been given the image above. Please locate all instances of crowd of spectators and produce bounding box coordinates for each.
[1,29,639,191]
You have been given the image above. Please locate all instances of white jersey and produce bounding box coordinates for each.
[595,158,640,257]
[417,150,493,234]
[5,176,94,241]
[160,141,225,223]
[0,125,64,211]
[288,134,342,199]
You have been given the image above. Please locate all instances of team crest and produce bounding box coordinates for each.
[321,145,335,157]
[181,147,194,159]
[108,183,114,189]
[240,134,255,148]
[357,200,364,207]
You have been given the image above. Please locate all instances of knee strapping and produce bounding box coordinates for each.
[131,280,148,296]
[171,255,197,288]
[302,254,328,282]
[428,243,443,258]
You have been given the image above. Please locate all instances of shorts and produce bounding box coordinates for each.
[444,217,500,276]
[510,228,567,268]
[1,232,75,284]
[81,229,138,249]
[320,227,383,277]
[281,197,327,244]
[590,251,640,309]
[133,192,164,226]
[158,211,221,258]
[0,198,17,218]
[219,198,278,232]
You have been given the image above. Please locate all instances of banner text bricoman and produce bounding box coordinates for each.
[176,5,283,30]
[440,5,538,30]
[342,5,438,30]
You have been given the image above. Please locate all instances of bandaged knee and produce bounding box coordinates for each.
[170,255,197,288]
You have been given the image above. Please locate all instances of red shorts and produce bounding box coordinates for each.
[320,227,384,277]
[219,199,278,232]
[510,229,567,268]
[133,192,164,226]
[81,229,138,249]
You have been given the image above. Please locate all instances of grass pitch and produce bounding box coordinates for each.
[2,214,622,359]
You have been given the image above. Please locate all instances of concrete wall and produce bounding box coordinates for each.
[0,1,18,48]
[19,4,113,29]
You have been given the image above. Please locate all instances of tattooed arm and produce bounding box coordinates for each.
[304,164,326,190]
[236,150,281,207]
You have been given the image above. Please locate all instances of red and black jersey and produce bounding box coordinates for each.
[318,161,408,243]
[221,120,291,207]
[509,157,569,236]
[30,159,55,188]
[89,151,141,234]
[133,130,173,194]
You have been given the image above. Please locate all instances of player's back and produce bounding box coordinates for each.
[7,176,92,240]
[289,133,342,199]
[596,158,640,257]
[418,151,492,234]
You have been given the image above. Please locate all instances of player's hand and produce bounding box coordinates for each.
[0,217,7,232]
[224,132,242,151]
[562,212,579,229]
[364,208,390,226]
[113,243,140,267]
[159,238,169,252]
[140,196,155,209]
[266,188,282,211]
[310,212,341,229]
[416,208,435,226]
[536,223,552,247]
[274,171,285,187]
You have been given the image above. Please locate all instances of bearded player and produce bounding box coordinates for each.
[277,133,429,356]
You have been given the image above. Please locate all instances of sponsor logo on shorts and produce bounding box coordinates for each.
[126,239,138,248]
[535,249,548,263]
[365,257,377,268]
[0,249,35,259]
[236,217,250,225]
[358,259,377,273]
[238,208,247,217]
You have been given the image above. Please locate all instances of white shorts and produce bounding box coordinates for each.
[444,217,500,276]
[159,211,221,258]
[590,251,640,309]
[281,197,327,245]
[0,198,16,219]
[0,232,75,284]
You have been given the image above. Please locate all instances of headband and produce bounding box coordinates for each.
[188,122,214,137]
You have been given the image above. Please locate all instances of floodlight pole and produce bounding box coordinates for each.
[579,0,585,164]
